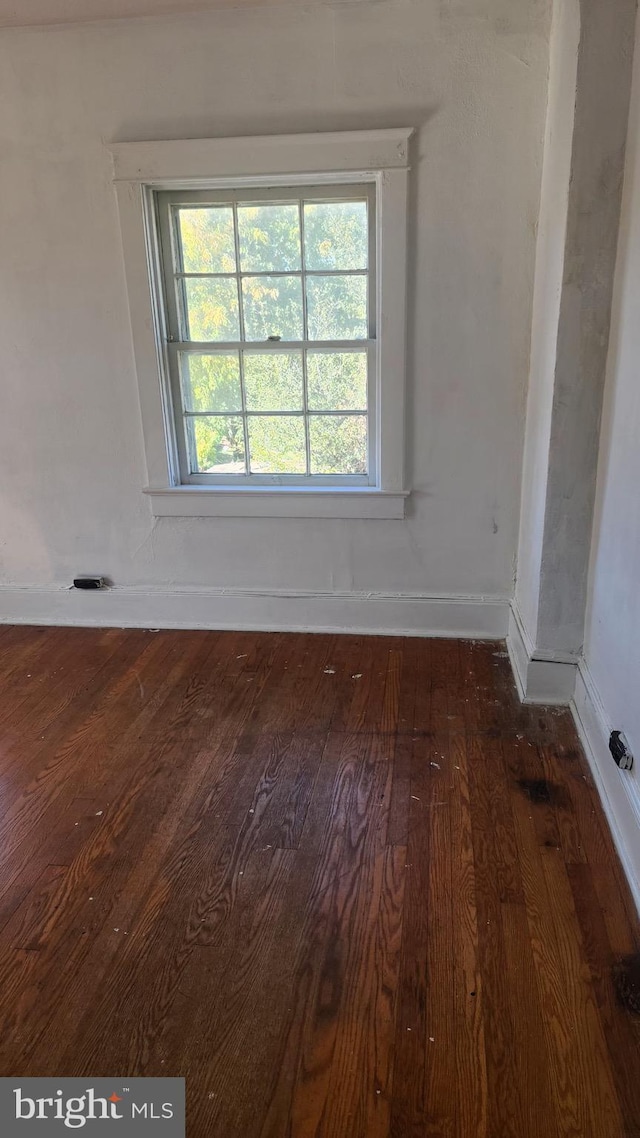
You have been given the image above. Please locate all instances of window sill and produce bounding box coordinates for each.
[144,486,408,519]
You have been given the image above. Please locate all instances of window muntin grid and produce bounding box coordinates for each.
[156,183,376,485]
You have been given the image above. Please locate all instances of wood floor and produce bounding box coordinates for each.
[0,626,638,1136]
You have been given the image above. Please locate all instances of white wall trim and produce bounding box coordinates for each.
[111,128,413,510]
[507,601,578,704]
[110,130,414,184]
[507,602,531,700]
[144,486,408,519]
[0,585,509,639]
[572,660,640,916]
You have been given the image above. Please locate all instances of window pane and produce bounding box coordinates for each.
[304,201,368,270]
[248,415,306,474]
[242,276,304,341]
[180,353,242,412]
[188,415,246,474]
[307,351,367,411]
[244,353,303,411]
[237,204,301,272]
[184,278,240,341]
[178,207,236,273]
[306,275,367,340]
[309,414,367,474]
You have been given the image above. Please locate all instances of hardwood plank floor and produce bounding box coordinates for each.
[0,626,638,1137]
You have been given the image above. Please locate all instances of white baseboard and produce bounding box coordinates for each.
[0,584,510,639]
[572,662,640,917]
[507,603,577,704]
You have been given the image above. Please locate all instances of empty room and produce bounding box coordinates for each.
[0,0,639,1134]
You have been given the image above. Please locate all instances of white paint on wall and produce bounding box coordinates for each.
[515,0,580,642]
[583,9,640,800]
[536,0,636,657]
[0,1,550,622]
[0,0,420,31]
[513,0,636,672]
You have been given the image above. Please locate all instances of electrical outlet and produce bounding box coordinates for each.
[609,731,634,771]
[73,576,108,590]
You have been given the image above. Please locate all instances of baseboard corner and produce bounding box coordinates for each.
[507,602,577,705]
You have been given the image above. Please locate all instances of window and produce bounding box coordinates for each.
[157,185,375,485]
[111,130,412,518]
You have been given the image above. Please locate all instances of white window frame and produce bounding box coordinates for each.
[158,182,377,487]
[111,129,413,519]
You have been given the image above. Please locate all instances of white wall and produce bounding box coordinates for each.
[584,16,640,776]
[572,7,640,912]
[514,0,637,674]
[515,0,579,641]
[0,0,551,625]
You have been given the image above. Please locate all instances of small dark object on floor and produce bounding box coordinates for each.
[612,954,640,1015]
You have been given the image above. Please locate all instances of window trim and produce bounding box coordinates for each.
[111,129,413,519]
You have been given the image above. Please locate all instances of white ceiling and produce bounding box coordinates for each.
[0,0,309,29]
